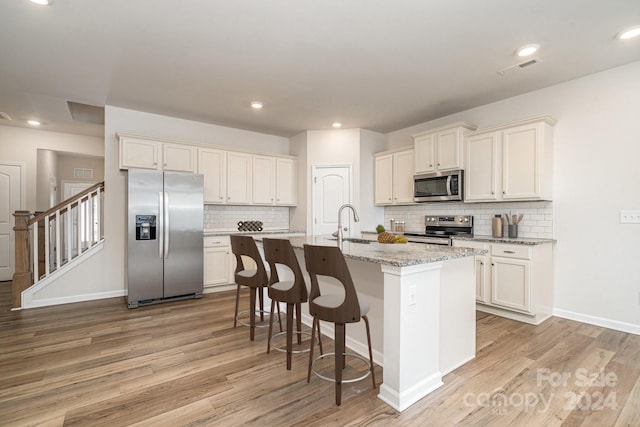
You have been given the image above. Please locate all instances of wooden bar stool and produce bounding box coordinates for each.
[303,244,376,406]
[230,235,271,341]
[263,238,322,370]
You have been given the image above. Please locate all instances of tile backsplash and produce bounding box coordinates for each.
[384,201,553,239]
[204,205,290,231]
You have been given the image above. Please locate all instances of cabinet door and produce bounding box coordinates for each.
[475,255,488,303]
[275,158,297,205]
[198,148,226,204]
[226,152,252,204]
[163,143,197,172]
[119,137,161,170]
[465,132,499,202]
[252,155,275,205]
[436,128,462,171]
[414,134,436,174]
[204,246,232,286]
[491,257,531,313]
[374,154,394,205]
[393,149,415,203]
[502,123,540,200]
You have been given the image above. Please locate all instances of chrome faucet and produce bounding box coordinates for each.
[336,204,360,247]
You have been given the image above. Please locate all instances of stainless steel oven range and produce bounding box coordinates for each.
[404,215,474,246]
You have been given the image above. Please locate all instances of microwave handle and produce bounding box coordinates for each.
[446,175,453,196]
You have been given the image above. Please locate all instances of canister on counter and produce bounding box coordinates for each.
[492,214,503,238]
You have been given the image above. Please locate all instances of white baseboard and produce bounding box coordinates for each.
[552,308,640,336]
[24,289,126,309]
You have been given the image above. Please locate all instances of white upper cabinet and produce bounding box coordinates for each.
[252,155,297,206]
[163,143,197,172]
[275,157,297,206]
[413,123,477,174]
[465,117,555,202]
[374,148,415,205]
[226,151,252,204]
[198,148,226,204]
[119,136,162,170]
[252,155,276,205]
[119,136,195,172]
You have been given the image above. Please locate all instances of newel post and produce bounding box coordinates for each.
[12,211,33,309]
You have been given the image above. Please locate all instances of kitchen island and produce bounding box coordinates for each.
[254,234,482,412]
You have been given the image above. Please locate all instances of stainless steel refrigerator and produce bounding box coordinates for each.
[127,168,204,308]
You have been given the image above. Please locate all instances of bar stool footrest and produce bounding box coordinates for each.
[269,330,317,354]
[236,309,278,328]
[311,352,372,383]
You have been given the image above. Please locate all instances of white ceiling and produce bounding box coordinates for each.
[1,0,639,138]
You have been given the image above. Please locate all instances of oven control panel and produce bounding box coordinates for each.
[425,215,473,227]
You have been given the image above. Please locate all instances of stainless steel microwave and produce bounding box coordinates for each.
[413,170,463,202]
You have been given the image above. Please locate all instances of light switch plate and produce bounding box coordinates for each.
[620,210,640,224]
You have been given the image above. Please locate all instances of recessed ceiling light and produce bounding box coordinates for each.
[251,101,263,109]
[27,120,41,126]
[516,44,540,57]
[332,122,342,128]
[617,25,640,40]
[30,0,53,5]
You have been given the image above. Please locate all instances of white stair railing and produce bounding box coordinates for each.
[30,182,104,284]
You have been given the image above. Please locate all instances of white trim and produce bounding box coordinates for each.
[0,161,26,210]
[552,308,640,336]
[17,289,125,310]
[21,240,105,309]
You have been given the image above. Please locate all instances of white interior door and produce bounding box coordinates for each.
[0,164,24,281]
[312,166,352,236]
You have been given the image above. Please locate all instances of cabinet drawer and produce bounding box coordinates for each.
[204,235,230,247]
[491,244,531,259]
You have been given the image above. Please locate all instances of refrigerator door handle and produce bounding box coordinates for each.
[158,192,164,259]
[164,192,170,258]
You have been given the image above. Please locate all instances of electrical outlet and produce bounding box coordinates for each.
[620,210,640,224]
[409,286,417,306]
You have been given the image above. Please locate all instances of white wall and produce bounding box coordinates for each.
[386,60,640,331]
[359,129,386,231]
[0,125,103,211]
[289,131,308,232]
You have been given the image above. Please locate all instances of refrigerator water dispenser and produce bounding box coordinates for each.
[135,215,156,240]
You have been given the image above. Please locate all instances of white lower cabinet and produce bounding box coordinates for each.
[453,239,553,325]
[203,236,233,288]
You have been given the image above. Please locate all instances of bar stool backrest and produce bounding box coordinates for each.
[263,238,308,303]
[303,244,361,324]
[230,235,268,286]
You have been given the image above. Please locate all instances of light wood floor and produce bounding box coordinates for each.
[1,280,638,426]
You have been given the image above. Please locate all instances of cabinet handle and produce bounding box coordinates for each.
[503,250,516,254]
[153,162,158,165]
[503,190,506,195]
[491,191,494,195]
[219,197,223,200]
[491,263,495,266]
[388,198,392,201]
[437,163,440,166]
[277,198,280,201]
[164,163,168,167]
[429,164,433,167]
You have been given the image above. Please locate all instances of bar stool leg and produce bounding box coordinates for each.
[286,302,294,370]
[295,303,302,344]
[267,299,276,353]
[249,287,257,341]
[335,323,345,406]
[363,315,376,389]
[307,316,317,383]
[233,284,241,327]
[258,287,265,322]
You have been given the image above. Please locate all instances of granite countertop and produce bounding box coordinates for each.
[452,235,555,245]
[263,235,484,268]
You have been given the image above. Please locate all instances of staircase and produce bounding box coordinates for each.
[12,182,105,309]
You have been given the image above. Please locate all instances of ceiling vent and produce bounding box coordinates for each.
[0,112,12,121]
[67,101,105,125]
[497,57,542,76]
